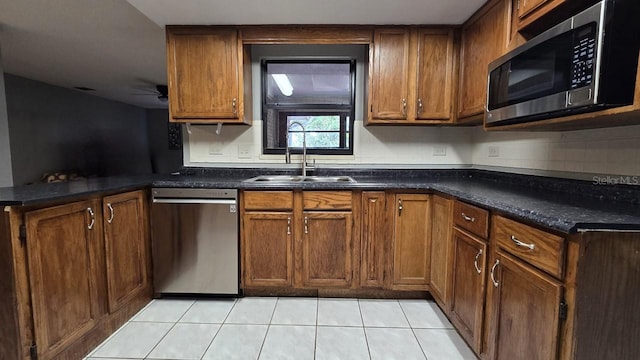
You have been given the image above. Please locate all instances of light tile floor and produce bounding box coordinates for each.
[86,297,477,360]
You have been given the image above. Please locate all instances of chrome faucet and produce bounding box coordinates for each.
[285,121,308,177]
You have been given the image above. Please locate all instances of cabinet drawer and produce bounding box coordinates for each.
[243,191,293,211]
[303,191,352,210]
[492,215,565,279]
[453,201,489,238]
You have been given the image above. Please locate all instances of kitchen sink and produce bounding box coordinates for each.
[244,175,356,183]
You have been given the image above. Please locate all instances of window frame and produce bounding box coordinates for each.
[261,59,356,155]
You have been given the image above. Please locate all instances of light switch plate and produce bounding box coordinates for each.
[433,146,447,156]
[238,144,252,159]
[488,145,500,157]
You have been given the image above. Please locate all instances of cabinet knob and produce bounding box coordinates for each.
[232,98,237,115]
[401,98,407,117]
[417,98,423,115]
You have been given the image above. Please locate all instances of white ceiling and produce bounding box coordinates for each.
[0,0,486,110]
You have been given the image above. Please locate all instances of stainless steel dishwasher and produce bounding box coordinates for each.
[151,188,239,296]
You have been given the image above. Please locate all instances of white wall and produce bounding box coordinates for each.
[0,43,13,187]
[472,125,640,177]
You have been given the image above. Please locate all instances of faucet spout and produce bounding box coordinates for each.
[286,121,307,177]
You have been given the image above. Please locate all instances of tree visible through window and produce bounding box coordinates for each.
[262,60,355,155]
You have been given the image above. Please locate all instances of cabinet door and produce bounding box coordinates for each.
[103,191,149,313]
[392,194,430,289]
[429,195,453,311]
[25,200,104,359]
[369,28,410,122]
[302,212,352,288]
[360,192,386,288]
[415,29,456,121]
[458,0,509,120]
[450,228,488,353]
[167,28,242,121]
[486,251,563,360]
[243,212,293,287]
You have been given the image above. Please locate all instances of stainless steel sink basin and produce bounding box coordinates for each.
[244,175,356,183]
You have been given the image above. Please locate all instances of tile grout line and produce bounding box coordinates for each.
[357,298,373,360]
[197,298,236,360]
[143,299,196,359]
[255,297,280,359]
[398,299,430,360]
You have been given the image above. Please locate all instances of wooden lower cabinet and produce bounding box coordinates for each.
[391,194,431,290]
[449,228,487,353]
[25,200,106,360]
[429,195,453,311]
[103,191,149,313]
[484,250,563,360]
[302,212,352,287]
[360,192,386,288]
[242,212,294,287]
[0,190,152,360]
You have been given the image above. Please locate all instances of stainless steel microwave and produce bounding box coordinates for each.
[486,0,640,126]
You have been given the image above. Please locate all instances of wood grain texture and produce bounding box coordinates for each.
[166,26,249,124]
[458,0,509,121]
[453,200,489,238]
[242,212,294,287]
[103,191,148,314]
[360,192,387,288]
[240,25,373,44]
[25,199,105,360]
[0,208,22,359]
[302,212,353,288]
[429,195,454,312]
[574,232,640,360]
[303,191,352,210]
[392,194,431,289]
[517,0,566,30]
[368,28,411,121]
[415,29,456,121]
[486,250,562,360]
[243,191,294,211]
[492,215,565,279]
[450,228,488,353]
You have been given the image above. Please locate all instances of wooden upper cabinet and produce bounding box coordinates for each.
[516,0,567,30]
[368,27,457,124]
[415,29,457,121]
[103,191,149,314]
[391,194,431,290]
[458,0,510,122]
[25,200,105,360]
[166,27,250,124]
[369,28,411,121]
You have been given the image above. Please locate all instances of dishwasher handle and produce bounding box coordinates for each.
[152,198,237,205]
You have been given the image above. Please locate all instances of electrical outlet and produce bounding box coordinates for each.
[433,146,447,156]
[209,142,224,155]
[238,144,252,159]
[488,145,500,157]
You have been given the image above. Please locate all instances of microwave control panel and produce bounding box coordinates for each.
[571,25,596,89]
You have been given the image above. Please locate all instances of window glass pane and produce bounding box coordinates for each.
[266,62,352,105]
[288,132,340,149]
[287,115,340,131]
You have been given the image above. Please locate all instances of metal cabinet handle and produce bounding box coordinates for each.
[107,203,114,224]
[474,249,483,274]
[304,217,308,234]
[417,98,423,115]
[461,213,475,222]
[490,259,500,287]
[232,98,237,115]
[510,235,535,250]
[398,199,403,216]
[87,207,95,230]
[401,98,407,117]
[287,217,291,235]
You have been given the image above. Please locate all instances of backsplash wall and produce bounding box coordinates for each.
[185,121,474,168]
[472,124,640,177]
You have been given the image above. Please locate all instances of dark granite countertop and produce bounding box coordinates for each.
[2,168,639,234]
